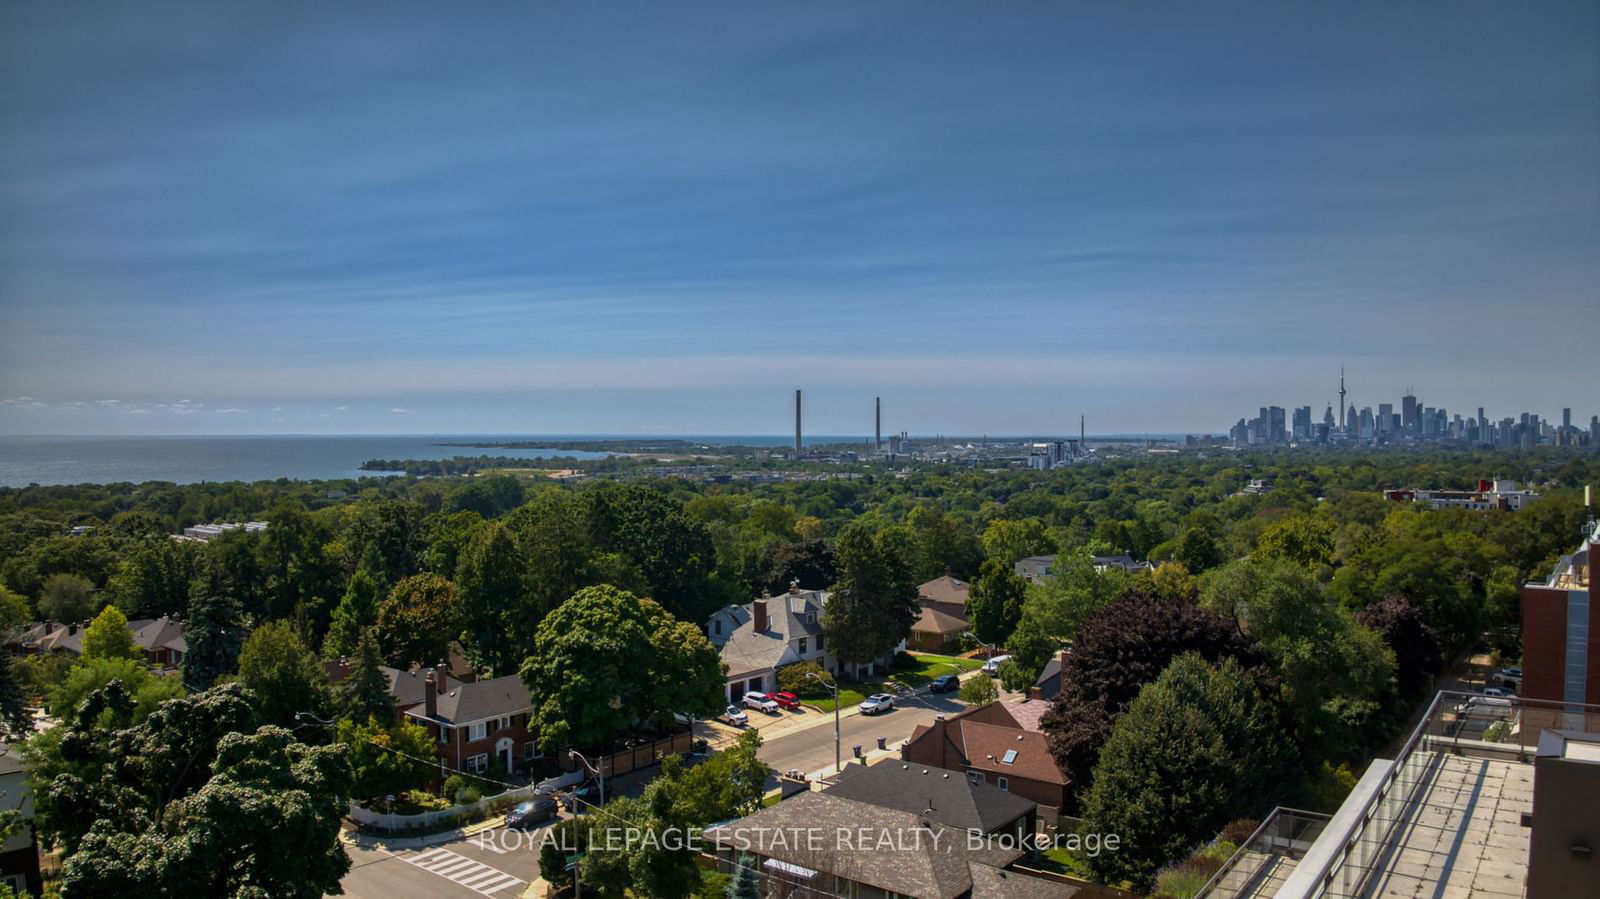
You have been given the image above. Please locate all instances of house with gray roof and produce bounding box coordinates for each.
[702,790,1070,898]
[710,584,836,702]
[823,760,1037,842]
[401,670,537,775]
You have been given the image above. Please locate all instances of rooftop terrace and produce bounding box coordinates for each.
[1200,691,1600,899]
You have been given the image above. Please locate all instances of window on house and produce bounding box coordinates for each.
[798,637,808,655]
[1001,749,1018,765]
[524,741,538,760]
[816,634,825,651]
[807,613,816,624]
[466,754,488,774]
[501,715,511,730]
[997,776,1009,792]
[438,725,450,744]
[967,771,982,784]
[488,719,500,734]
[469,722,487,741]
[713,620,722,635]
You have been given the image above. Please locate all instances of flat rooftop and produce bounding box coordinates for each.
[1358,753,1531,898]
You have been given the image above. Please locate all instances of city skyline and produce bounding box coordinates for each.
[3,2,1598,436]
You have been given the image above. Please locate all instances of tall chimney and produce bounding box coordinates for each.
[875,397,881,449]
[1080,414,1085,445]
[424,673,438,719]
[753,599,767,634]
[436,664,447,694]
[794,389,802,457]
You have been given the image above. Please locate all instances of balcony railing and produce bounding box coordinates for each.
[1196,808,1330,898]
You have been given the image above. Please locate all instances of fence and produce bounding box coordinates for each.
[349,770,582,832]
[556,729,694,778]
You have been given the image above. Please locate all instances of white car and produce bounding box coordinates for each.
[1479,686,1515,698]
[743,691,780,714]
[860,693,895,715]
[982,655,1012,676]
[723,705,748,726]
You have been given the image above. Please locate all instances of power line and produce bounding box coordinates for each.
[301,713,848,898]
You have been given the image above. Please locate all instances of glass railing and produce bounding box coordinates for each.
[1204,690,1600,898]
[1197,808,1331,898]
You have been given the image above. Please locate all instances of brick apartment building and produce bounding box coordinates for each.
[1522,520,1599,704]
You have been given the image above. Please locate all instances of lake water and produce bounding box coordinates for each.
[0,435,632,487]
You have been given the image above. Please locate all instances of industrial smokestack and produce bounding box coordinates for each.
[875,397,881,449]
[1080,415,1085,445]
[794,389,802,457]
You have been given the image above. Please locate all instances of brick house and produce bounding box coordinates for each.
[909,574,971,652]
[901,701,1072,818]
[402,671,538,775]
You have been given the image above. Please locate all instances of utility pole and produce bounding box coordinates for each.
[807,671,841,774]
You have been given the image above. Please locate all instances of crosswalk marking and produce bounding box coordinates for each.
[399,847,525,896]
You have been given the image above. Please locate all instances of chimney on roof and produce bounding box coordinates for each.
[788,579,800,595]
[753,600,767,634]
[436,664,448,694]
[424,673,438,718]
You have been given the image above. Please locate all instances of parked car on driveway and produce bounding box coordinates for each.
[1479,686,1515,698]
[743,691,780,714]
[723,705,748,726]
[860,693,895,715]
[929,674,959,693]
[505,797,557,829]
[982,655,1012,675]
[766,691,801,711]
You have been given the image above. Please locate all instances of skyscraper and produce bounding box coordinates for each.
[1402,391,1419,434]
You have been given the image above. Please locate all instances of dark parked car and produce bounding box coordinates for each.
[559,780,602,812]
[930,674,959,693]
[505,797,557,829]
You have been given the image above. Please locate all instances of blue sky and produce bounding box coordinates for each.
[2,2,1596,436]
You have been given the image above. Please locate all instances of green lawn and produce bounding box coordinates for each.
[800,653,982,713]
[1034,846,1093,879]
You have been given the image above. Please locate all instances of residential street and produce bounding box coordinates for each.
[338,825,547,899]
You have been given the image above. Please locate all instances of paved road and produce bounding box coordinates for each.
[338,824,546,899]
[756,689,969,776]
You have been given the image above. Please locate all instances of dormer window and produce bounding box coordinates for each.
[713,620,722,635]
[807,613,816,624]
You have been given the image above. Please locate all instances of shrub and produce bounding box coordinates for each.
[776,661,830,696]
[959,674,997,706]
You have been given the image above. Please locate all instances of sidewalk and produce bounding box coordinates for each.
[339,815,505,852]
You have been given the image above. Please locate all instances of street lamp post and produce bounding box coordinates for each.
[568,750,605,899]
[805,670,841,775]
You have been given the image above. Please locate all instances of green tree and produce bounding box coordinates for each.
[182,586,245,691]
[726,855,760,899]
[966,559,1027,646]
[1201,558,1396,761]
[238,620,334,730]
[455,523,530,673]
[1173,525,1226,574]
[0,654,31,738]
[522,585,723,751]
[323,566,381,659]
[1255,514,1335,568]
[108,537,199,620]
[339,628,396,724]
[821,522,919,669]
[755,539,836,595]
[47,656,185,723]
[0,587,27,633]
[1041,592,1271,794]
[959,673,998,705]
[337,715,436,801]
[58,717,352,898]
[80,605,140,661]
[375,573,460,669]
[39,573,96,623]
[584,483,719,622]
[979,517,1056,568]
[1081,654,1297,892]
